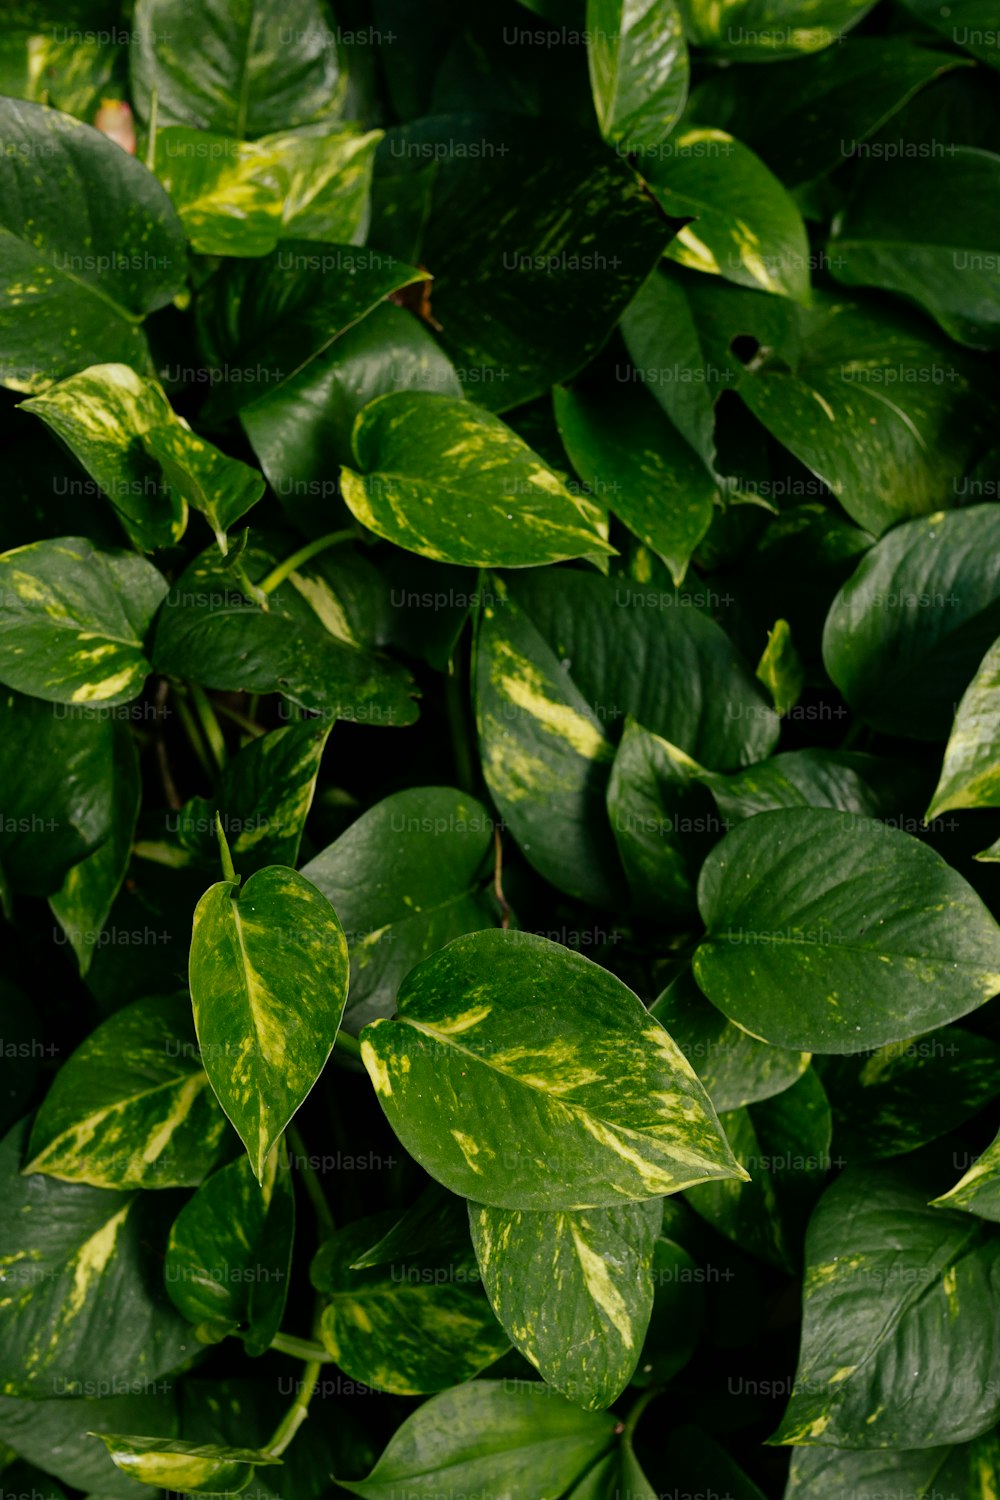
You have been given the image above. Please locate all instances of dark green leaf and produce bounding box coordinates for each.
[675,0,877,59]
[932,1127,1000,1222]
[0,99,186,392]
[927,636,1000,818]
[130,0,345,137]
[822,506,1000,739]
[773,1162,1000,1448]
[586,0,689,152]
[300,786,496,1032]
[694,808,1000,1052]
[335,1380,617,1500]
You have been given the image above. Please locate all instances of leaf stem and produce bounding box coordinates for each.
[189,684,228,772]
[287,1121,335,1241]
[269,1332,333,1362]
[445,663,476,795]
[621,1385,662,1445]
[493,827,511,930]
[264,1359,322,1457]
[334,1028,363,1060]
[175,693,214,782]
[258,530,357,596]
[212,701,266,738]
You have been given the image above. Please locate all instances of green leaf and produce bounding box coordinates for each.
[0,27,119,119]
[694,808,1000,1053]
[197,244,426,421]
[675,0,877,59]
[773,1162,1000,1448]
[130,0,345,137]
[310,1209,508,1394]
[25,995,230,1189]
[553,378,718,587]
[932,1127,1000,1222]
[0,1117,193,1397]
[189,864,349,1180]
[475,569,778,907]
[692,38,970,188]
[89,1432,279,1495]
[586,0,689,152]
[360,929,745,1209]
[239,302,462,533]
[736,294,993,536]
[300,786,496,1032]
[165,1143,293,1354]
[605,718,707,919]
[0,537,168,706]
[49,721,141,976]
[22,363,264,554]
[898,0,1000,70]
[180,720,331,877]
[334,1380,617,1500]
[152,540,419,726]
[698,748,920,824]
[755,618,803,716]
[662,1426,767,1500]
[154,124,381,258]
[341,392,611,567]
[374,113,675,410]
[469,1198,662,1408]
[927,637,1000,818]
[823,1029,1000,1164]
[822,506,1000,740]
[831,148,1000,349]
[650,967,810,1113]
[649,130,811,302]
[0,99,186,393]
[786,1430,1000,1500]
[632,1237,704,1384]
[0,689,124,902]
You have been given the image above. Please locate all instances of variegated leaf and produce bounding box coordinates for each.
[360,930,745,1210]
[0,1118,194,1397]
[22,363,265,555]
[0,98,186,394]
[178,720,331,878]
[189,865,349,1181]
[154,124,381,257]
[773,1162,1000,1448]
[341,393,612,568]
[25,995,230,1190]
[0,538,168,706]
[469,1199,662,1409]
[165,1143,294,1353]
[786,1431,1000,1500]
[311,1209,508,1395]
[932,1126,1000,1222]
[927,636,1000,820]
[89,1434,279,1495]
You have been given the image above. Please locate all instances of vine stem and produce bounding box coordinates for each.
[286,1121,335,1241]
[264,1359,322,1457]
[258,530,357,596]
[620,1385,662,1444]
[334,1029,363,1060]
[189,683,227,772]
[269,1332,332,1363]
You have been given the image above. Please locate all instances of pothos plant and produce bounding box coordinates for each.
[0,0,999,1497]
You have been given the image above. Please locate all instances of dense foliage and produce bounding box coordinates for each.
[1,0,1000,1497]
